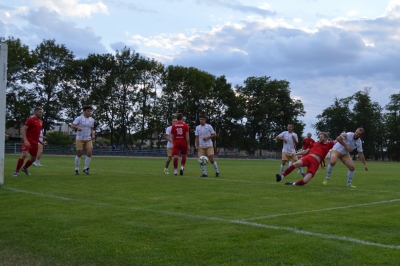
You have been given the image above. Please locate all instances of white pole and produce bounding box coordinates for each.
[0,43,8,186]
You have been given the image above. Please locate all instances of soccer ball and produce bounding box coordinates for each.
[198,156,209,166]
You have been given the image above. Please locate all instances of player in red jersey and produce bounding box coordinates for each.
[302,132,315,150]
[13,107,44,177]
[170,113,190,176]
[275,132,348,186]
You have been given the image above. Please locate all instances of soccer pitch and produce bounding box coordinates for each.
[1,155,400,265]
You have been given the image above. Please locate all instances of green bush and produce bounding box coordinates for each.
[46,131,74,145]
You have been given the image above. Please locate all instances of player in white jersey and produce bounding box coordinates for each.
[276,124,305,176]
[71,105,95,175]
[323,128,368,188]
[195,115,220,177]
[164,117,178,174]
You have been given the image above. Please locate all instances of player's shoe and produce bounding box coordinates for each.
[32,162,37,166]
[276,174,282,182]
[20,167,31,175]
[12,172,19,177]
[174,170,178,176]
[323,179,329,185]
[164,169,169,174]
[83,168,90,175]
[285,182,295,185]
[299,172,305,177]
[347,184,356,188]
[215,172,220,177]
[180,167,184,176]
[200,174,208,177]
[37,163,43,166]
[75,170,79,175]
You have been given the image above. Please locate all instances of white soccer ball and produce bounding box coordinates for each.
[198,156,209,166]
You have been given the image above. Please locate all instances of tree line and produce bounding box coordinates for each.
[2,37,400,160]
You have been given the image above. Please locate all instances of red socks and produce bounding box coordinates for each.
[295,180,306,186]
[173,158,178,169]
[23,159,33,169]
[16,158,24,172]
[181,156,186,167]
[282,165,296,177]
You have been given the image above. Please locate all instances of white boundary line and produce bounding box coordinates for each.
[3,186,400,250]
[242,199,400,220]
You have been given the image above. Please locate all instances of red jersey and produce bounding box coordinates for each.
[309,141,335,159]
[171,121,189,143]
[24,116,43,144]
[303,138,315,150]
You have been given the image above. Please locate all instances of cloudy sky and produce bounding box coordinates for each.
[1,0,400,136]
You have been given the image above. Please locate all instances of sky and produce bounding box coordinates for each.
[1,0,400,137]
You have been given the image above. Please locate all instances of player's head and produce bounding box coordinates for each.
[199,114,207,125]
[176,113,183,121]
[83,105,93,117]
[354,128,364,139]
[33,107,43,119]
[307,132,312,138]
[171,117,177,124]
[319,132,329,142]
[287,124,294,132]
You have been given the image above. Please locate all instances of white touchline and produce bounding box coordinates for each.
[242,198,400,221]
[3,187,400,250]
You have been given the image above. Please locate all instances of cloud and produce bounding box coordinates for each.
[110,41,138,52]
[104,0,157,13]
[32,0,109,17]
[195,0,276,17]
[17,7,107,57]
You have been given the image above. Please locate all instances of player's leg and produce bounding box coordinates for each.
[14,147,29,176]
[324,151,339,184]
[21,144,38,175]
[293,155,305,177]
[172,145,179,175]
[343,158,356,188]
[180,145,188,176]
[198,148,208,177]
[34,144,43,166]
[75,140,84,175]
[207,147,219,177]
[280,153,288,174]
[286,158,316,186]
[277,158,304,182]
[164,148,172,174]
[83,141,93,175]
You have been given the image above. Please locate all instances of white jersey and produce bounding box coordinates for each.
[195,123,215,147]
[332,132,363,154]
[165,126,173,148]
[278,131,298,153]
[73,115,95,140]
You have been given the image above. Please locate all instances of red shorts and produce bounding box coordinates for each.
[172,141,188,155]
[22,142,39,157]
[300,155,319,177]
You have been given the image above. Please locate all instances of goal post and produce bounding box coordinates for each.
[0,43,8,186]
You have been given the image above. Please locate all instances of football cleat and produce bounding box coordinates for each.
[323,179,329,185]
[347,184,356,188]
[200,174,208,177]
[20,168,31,175]
[215,172,220,177]
[164,169,169,174]
[180,168,184,176]
[275,174,282,182]
[75,170,79,175]
[83,168,90,175]
[300,172,305,177]
[285,182,295,185]
[12,172,19,177]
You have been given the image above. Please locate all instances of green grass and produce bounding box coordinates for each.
[1,155,400,265]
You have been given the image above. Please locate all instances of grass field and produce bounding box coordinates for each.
[1,154,400,266]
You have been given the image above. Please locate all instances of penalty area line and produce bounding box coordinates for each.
[3,186,400,250]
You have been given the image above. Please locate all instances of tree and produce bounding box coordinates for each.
[29,39,75,134]
[236,76,305,155]
[313,97,353,139]
[385,93,400,161]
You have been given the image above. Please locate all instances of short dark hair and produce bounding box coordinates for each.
[34,107,42,112]
[176,113,183,121]
[199,114,207,120]
[83,105,93,111]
